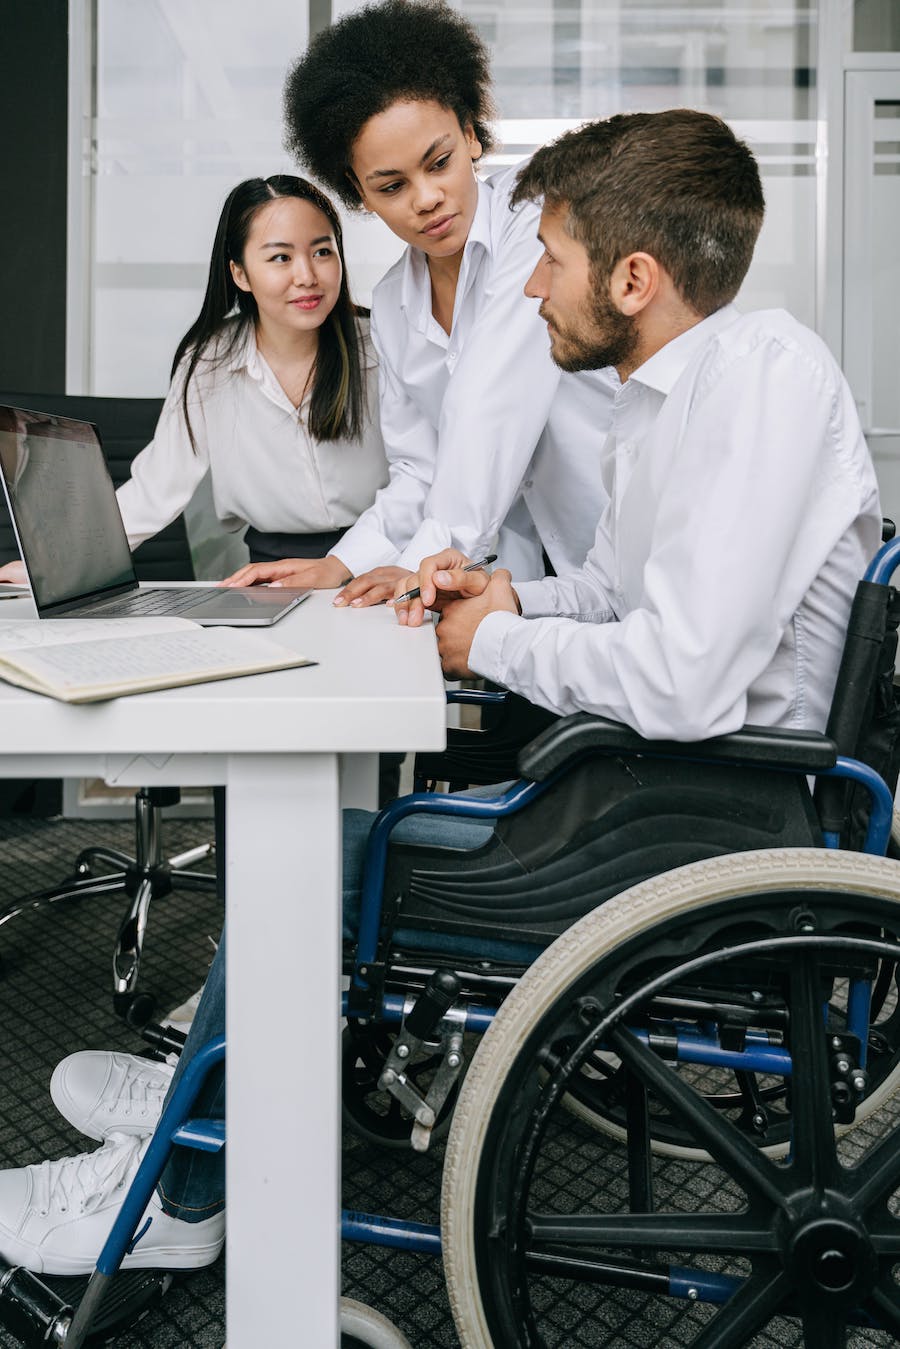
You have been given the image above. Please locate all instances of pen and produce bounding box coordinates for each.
[390,554,498,605]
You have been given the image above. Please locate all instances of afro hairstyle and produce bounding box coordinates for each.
[283,0,498,209]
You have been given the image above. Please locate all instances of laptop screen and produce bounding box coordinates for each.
[0,406,137,612]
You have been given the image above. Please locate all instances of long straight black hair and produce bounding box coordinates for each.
[172,174,367,449]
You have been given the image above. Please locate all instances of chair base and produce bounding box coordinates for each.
[0,788,218,1021]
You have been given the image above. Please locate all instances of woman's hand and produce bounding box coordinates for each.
[220,555,351,590]
[0,560,27,585]
[332,566,410,607]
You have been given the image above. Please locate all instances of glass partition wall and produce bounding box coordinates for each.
[83,0,821,396]
[76,0,898,511]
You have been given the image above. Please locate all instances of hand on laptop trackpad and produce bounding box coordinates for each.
[188,587,311,626]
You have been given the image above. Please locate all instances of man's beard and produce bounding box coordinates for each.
[542,289,638,373]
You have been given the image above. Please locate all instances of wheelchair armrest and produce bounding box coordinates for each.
[445,688,509,707]
[517,712,839,783]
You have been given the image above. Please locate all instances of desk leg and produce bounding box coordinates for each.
[225,752,341,1346]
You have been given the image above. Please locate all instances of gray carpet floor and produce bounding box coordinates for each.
[0,814,897,1348]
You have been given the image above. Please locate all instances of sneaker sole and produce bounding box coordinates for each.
[21,1234,224,1277]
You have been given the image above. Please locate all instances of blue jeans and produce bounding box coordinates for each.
[156,803,494,1220]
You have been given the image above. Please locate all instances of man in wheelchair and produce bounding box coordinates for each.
[0,108,884,1303]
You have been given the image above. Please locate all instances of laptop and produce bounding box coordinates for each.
[0,405,310,625]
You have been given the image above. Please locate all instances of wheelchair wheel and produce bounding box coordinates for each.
[341,1023,457,1149]
[442,848,900,1348]
[562,955,900,1161]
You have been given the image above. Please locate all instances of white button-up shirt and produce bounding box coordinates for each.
[116,319,387,548]
[470,306,882,740]
[330,165,614,581]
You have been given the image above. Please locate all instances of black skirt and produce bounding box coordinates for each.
[244,525,349,564]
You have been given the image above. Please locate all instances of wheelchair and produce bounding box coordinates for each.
[3,537,900,1347]
[339,533,900,1345]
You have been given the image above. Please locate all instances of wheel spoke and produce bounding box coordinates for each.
[798,1300,847,1347]
[688,1267,792,1349]
[608,1026,788,1211]
[852,1126,900,1212]
[864,1209,900,1255]
[527,1210,776,1255]
[868,1275,900,1335]
[785,950,838,1187]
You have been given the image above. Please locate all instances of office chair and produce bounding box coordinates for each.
[0,392,219,1025]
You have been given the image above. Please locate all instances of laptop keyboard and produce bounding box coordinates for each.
[86,588,214,617]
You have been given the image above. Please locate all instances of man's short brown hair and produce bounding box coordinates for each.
[512,110,765,316]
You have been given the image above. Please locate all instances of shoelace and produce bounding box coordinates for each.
[107,1058,174,1117]
[33,1136,144,1218]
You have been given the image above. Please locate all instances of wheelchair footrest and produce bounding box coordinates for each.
[0,1258,174,1348]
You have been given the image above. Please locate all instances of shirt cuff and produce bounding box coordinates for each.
[513,578,556,617]
[329,521,401,576]
[468,609,525,685]
[397,518,454,572]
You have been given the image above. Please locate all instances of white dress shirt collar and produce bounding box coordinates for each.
[628,302,740,397]
[397,175,494,342]
[223,320,259,376]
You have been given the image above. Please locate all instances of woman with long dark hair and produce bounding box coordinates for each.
[0,174,386,581]
[120,173,385,567]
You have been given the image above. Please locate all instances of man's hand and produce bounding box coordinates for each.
[220,555,350,590]
[391,550,490,628]
[435,570,519,678]
[0,560,26,585]
[333,566,409,607]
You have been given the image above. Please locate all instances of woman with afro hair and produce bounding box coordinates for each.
[224,0,611,606]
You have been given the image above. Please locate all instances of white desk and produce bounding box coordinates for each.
[0,590,446,1345]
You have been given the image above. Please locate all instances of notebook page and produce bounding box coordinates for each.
[5,628,306,691]
[0,617,196,654]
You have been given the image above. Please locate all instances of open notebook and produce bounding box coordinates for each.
[0,617,314,703]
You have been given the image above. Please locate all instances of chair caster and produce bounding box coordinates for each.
[136,1018,188,1058]
[340,1297,412,1348]
[113,990,157,1030]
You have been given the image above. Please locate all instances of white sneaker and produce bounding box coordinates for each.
[0,1135,224,1275]
[50,1051,175,1142]
[163,983,206,1035]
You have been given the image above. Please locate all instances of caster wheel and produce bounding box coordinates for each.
[114,991,157,1029]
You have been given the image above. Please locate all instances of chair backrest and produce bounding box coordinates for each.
[0,392,192,581]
